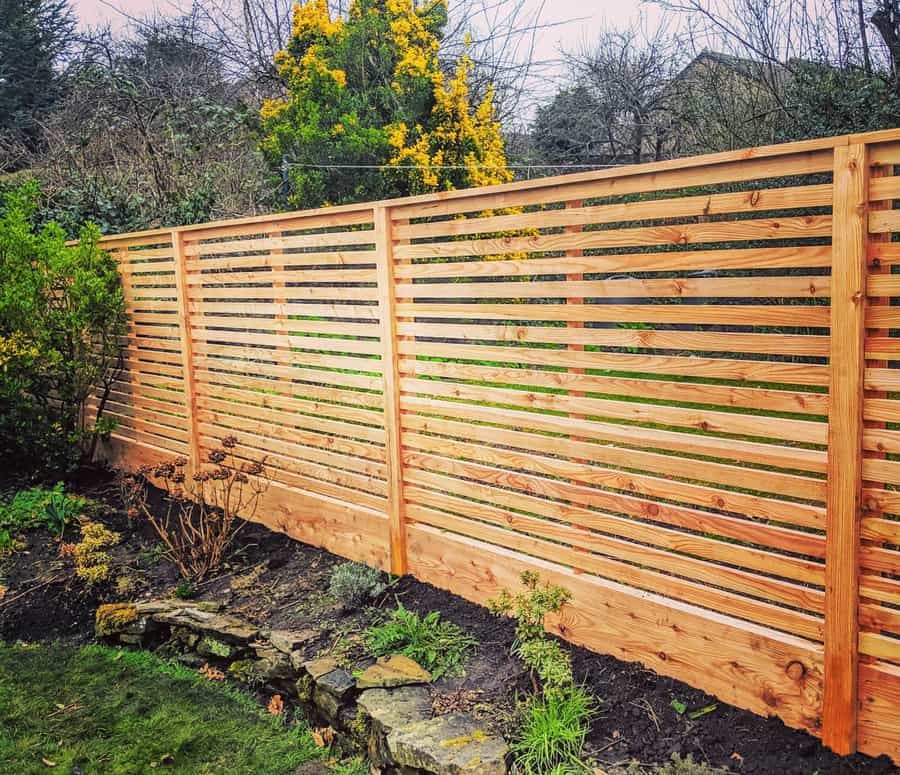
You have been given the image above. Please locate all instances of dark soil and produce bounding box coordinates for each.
[0,466,896,774]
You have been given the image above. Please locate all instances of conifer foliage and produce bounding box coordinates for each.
[260,0,511,206]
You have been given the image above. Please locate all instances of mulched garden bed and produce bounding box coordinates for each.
[0,465,895,775]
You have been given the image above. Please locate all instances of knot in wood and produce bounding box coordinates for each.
[786,660,805,681]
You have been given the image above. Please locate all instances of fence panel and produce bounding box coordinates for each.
[91,130,900,764]
[88,230,193,456]
[856,139,900,758]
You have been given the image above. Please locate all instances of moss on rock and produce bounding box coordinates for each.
[95,603,139,637]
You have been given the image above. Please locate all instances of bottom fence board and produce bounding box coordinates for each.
[858,661,900,762]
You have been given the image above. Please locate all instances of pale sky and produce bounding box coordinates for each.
[71,0,670,76]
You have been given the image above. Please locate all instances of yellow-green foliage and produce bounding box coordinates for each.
[260,0,511,207]
[489,571,574,690]
[95,602,138,636]
[75,522,120,585]
[388,53,511,193]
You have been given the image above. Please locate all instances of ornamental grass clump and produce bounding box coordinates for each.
[119,436,269,581]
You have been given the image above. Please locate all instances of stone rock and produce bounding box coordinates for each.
[153,606,257,644]
[387,713,508,775]
[228,659,260,684]
[317,668,355,699]
[290,650,307,672]
[312,685,342,721]
[253,647,295,682]
[356,654,432,689]
[95,602,139,637]
[296,674,313,702]
[136,599,221,616]
[197,635,236,659]
[304,657,339,680]
[311,667,356,722]
[357,686,432,766]
[176,652,207,669]
[172,626,199,648]
[269,628,317,655]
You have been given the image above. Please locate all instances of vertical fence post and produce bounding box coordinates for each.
[374,206,407,575]
[171,228,201,473]
[824,141,869,755]
[565,199,589,574]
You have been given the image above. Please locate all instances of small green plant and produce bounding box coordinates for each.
[328,561,387,608]
[174,581,196,599]
[364,601,476,679]
[488,571,573,691]
[509,685,596,775]
[0,482,86,549]
[491,573,597,774]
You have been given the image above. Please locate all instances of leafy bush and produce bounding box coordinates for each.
[120,436,270,581]
[0,482,86,550]
[0,184,127,472]
[488,571,573,691]
[328,561,387,609]
[364,601,476,679]
[509,686,596,775]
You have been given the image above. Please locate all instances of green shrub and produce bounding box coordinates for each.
[328,561,387,608]
[510,686,596,775]
[488,571,573,691]
[0,183,127,472]
[364,601,476,679]
[0,482,86,549]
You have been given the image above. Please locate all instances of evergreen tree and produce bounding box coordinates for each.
[0,0,75,165]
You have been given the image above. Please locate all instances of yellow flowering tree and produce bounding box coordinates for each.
[260,0,511,207]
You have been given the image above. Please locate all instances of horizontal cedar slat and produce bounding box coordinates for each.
[395,216,831,260]
[396,184,832,240]
[395,302,830,327]
[394,245,832,279]
[395,276,831,300]
[402,394,827,474]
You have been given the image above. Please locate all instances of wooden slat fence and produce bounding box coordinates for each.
[91,129,900,763]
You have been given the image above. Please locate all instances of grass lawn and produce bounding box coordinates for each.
[0,643,322,774]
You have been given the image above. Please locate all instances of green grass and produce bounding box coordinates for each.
[0,643,322,774]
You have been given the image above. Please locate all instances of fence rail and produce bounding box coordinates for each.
[92,128,900,763]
